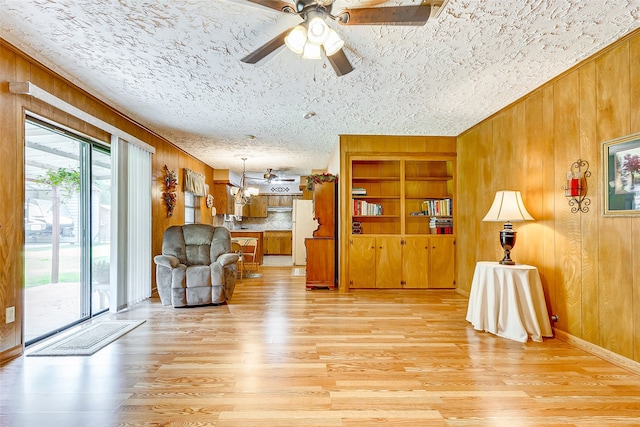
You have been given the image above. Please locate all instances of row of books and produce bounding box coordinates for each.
[430,217,453,234]
[353,199,383,216]
[421,198,452,217]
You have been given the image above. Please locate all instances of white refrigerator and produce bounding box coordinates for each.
[291,199,318,265]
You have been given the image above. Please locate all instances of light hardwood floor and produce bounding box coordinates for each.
[2,267,640,426]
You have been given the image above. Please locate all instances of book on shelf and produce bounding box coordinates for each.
[351,187,367,196]
[421,198,452,217]
[429,217,453,234]
[352,199,383,216]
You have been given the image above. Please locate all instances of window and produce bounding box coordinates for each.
[185,192,200,224]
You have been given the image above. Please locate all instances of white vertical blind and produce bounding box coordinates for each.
[127,142,152,304]
[110,136,152,312]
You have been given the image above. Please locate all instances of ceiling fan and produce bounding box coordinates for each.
[248,168,297,183]
[240,0,448,76]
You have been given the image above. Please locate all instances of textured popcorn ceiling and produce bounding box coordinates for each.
[0,0,639,179]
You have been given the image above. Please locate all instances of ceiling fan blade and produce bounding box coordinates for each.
[241,30,289,64]
[327,49,354,77]
[337,5,432,26]
[242,0,295,13]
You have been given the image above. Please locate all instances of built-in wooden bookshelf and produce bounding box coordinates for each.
[345,150,457,289]
[350,160,401,235]
[404,159,454,235]
[350,158,455,236]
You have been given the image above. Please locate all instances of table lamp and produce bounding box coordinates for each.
[482,190,534,265]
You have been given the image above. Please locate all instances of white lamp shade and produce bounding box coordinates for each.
[302,42,322,59]
[307,16,329,45]
[285,25,307,54]
[323,28,344,56]
[248,187,259,196]
[482,191,534,222]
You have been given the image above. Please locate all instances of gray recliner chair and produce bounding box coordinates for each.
[154,224,239,307]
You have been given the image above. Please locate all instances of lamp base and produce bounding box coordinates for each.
[499,249,515,265]
[499,225,517,265]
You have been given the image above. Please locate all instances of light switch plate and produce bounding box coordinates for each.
[6,306,15,323]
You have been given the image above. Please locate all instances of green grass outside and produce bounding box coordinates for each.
[24,242,110,288]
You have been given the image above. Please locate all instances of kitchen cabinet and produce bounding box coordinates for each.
[241,195,267,218]
[213,183,235,215]
[263,230,292,255]
[267,195,297,207]
[348,235,455,289]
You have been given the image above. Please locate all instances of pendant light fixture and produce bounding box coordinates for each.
[230,158,259,205]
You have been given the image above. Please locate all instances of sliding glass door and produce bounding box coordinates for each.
[24,117,111,344]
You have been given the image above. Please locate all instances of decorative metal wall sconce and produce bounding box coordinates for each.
[562,159,591,213]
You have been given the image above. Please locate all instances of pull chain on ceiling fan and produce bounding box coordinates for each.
[240,0,448,76]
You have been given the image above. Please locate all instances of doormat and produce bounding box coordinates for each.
[28,320,145,356]
[292,268,306,277]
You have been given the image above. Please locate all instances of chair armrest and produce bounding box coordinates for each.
[217,253,239,267]
[154,254,180,268]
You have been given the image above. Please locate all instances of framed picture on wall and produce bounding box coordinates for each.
[603,133,640,216]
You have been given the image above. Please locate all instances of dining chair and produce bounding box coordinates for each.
[231,241,244,281]
[243,239,259,276]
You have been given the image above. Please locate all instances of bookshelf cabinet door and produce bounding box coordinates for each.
[403,237,429,288]
[429,237,455,288]
[375,236,403,288]
[349,236,377,289]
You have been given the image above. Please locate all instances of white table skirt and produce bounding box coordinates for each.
[466,261,553,343]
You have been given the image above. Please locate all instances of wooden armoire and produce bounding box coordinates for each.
[305,181,337,290]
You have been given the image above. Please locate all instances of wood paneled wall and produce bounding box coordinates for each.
[0,40,214,362]
[457,28,640,361]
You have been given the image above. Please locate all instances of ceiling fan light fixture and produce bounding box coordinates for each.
[302,42,322,59]
[307,16,329,45]
[285,25,307,54]
[323,28,344,56]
